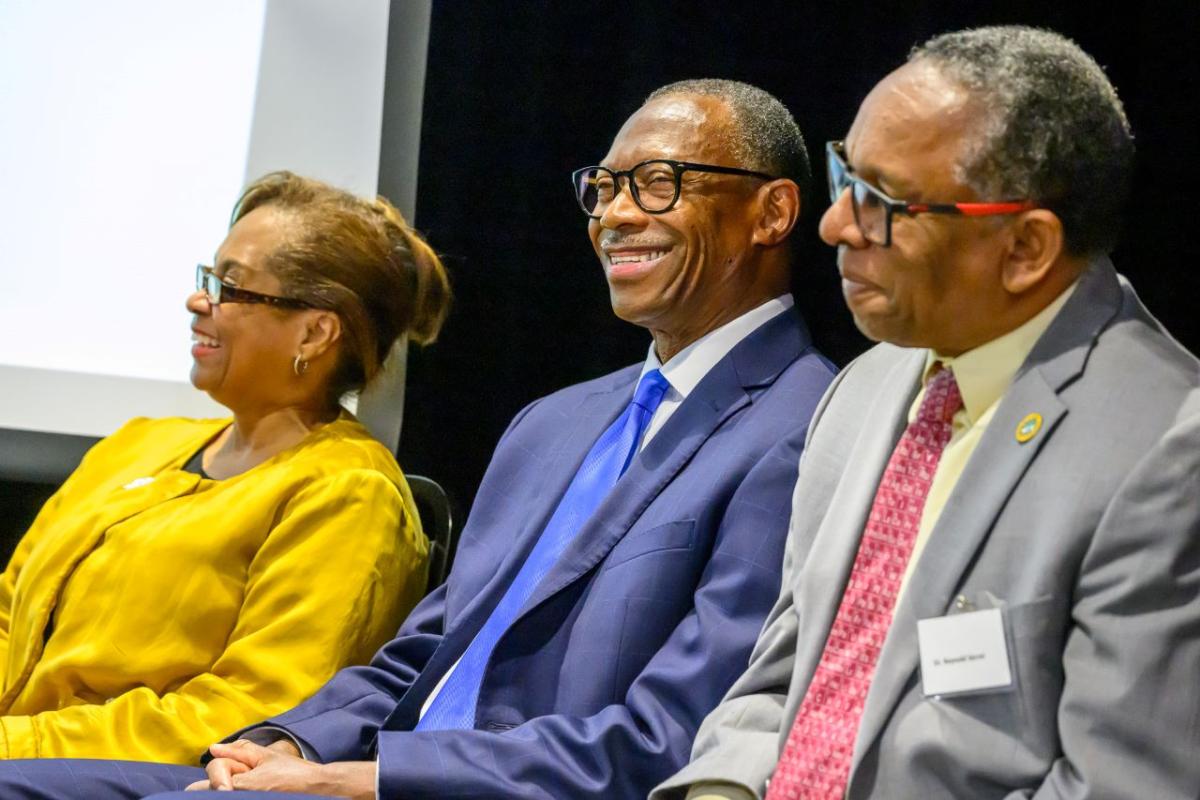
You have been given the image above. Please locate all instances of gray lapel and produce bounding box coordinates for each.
[785,350,926,720]
[851,258,1125,768]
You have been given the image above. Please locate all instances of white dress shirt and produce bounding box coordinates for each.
[639,295,795,448]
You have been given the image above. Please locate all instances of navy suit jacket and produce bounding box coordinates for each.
[243,310,835,799]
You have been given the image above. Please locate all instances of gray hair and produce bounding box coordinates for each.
[646,79,812,195]
[911,26,1134,255]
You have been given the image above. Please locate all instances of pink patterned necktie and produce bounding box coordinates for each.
[766,366,963,800]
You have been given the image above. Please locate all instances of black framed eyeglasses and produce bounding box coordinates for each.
[571,159,776,218]
[195,265,313,309]
[826,141,1034,247]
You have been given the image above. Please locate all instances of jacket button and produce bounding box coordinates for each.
[484,721,516,731]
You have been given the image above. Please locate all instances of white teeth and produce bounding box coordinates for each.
[609,250,667,265]
[191,332,220,348]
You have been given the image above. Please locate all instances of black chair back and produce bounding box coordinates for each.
[406,474,457,592]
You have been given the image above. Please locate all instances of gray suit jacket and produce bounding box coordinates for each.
[655,259,1200,800]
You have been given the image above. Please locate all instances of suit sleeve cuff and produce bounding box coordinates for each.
[686,782,759,800]
[236,726,319,761]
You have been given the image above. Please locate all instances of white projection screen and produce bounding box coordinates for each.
[0,0,412,464]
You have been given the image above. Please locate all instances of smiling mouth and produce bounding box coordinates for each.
[607,249,669,265]
[191,331,221,349]
[604,248,672,280]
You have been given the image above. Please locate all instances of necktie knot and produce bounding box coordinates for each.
[917,365,963,426]
[632,369,670,415]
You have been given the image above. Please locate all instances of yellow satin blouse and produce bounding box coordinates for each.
[0,414,427,763]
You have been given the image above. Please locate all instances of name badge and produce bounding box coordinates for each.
[917,607,1012,697]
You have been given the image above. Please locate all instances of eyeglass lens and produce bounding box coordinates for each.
[576,161,680,216]
[826,147,889,245]
[195,266,222,304]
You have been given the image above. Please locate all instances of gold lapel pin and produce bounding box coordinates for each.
[1015,412,1043,443]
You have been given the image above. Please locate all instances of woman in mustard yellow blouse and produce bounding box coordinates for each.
[0,172,451,763]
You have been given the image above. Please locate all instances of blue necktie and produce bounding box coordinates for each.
[416,369,671,731]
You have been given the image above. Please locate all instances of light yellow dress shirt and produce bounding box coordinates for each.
[0,414,427,763]
[686,284,1077,800]
[896,282,1075,597]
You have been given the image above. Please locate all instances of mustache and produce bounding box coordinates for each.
[597,231,671,249]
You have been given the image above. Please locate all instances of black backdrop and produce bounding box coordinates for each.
[2,3,1195,546]
[393,1,1200,514]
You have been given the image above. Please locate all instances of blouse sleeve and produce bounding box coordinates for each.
[0,496,59,683]
[0,423,139,685]
[0,467,427,763]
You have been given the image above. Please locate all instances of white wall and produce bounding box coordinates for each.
[0,0,394,438]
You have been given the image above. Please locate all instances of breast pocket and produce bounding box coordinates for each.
[602,519,697,571]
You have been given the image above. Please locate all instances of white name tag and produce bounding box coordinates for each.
[917,607,1013,697]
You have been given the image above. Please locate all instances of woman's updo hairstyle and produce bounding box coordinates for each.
[231,171,451,403]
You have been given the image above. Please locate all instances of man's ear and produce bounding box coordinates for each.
[751,179,802,247]
[1001,209,1067,295]
[296,311,343,362]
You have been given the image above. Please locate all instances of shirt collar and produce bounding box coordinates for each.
[923,281,1079,423]
[639,295,794,399]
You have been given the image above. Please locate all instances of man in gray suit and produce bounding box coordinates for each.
[655,25,1200,800]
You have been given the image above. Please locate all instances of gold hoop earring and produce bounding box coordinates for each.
[293,354,309,376]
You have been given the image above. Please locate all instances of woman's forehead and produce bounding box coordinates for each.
[215,207,294,275]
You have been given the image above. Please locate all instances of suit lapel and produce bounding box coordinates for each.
[850,372,1067,767]
[391,377,637,726]
[851,258,1125,768]
[788,351,924,703]
[518,311,809,616]
[391,312,810,729]
[449,376,633,631]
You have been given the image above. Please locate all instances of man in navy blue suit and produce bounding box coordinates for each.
[0,79,835,799]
